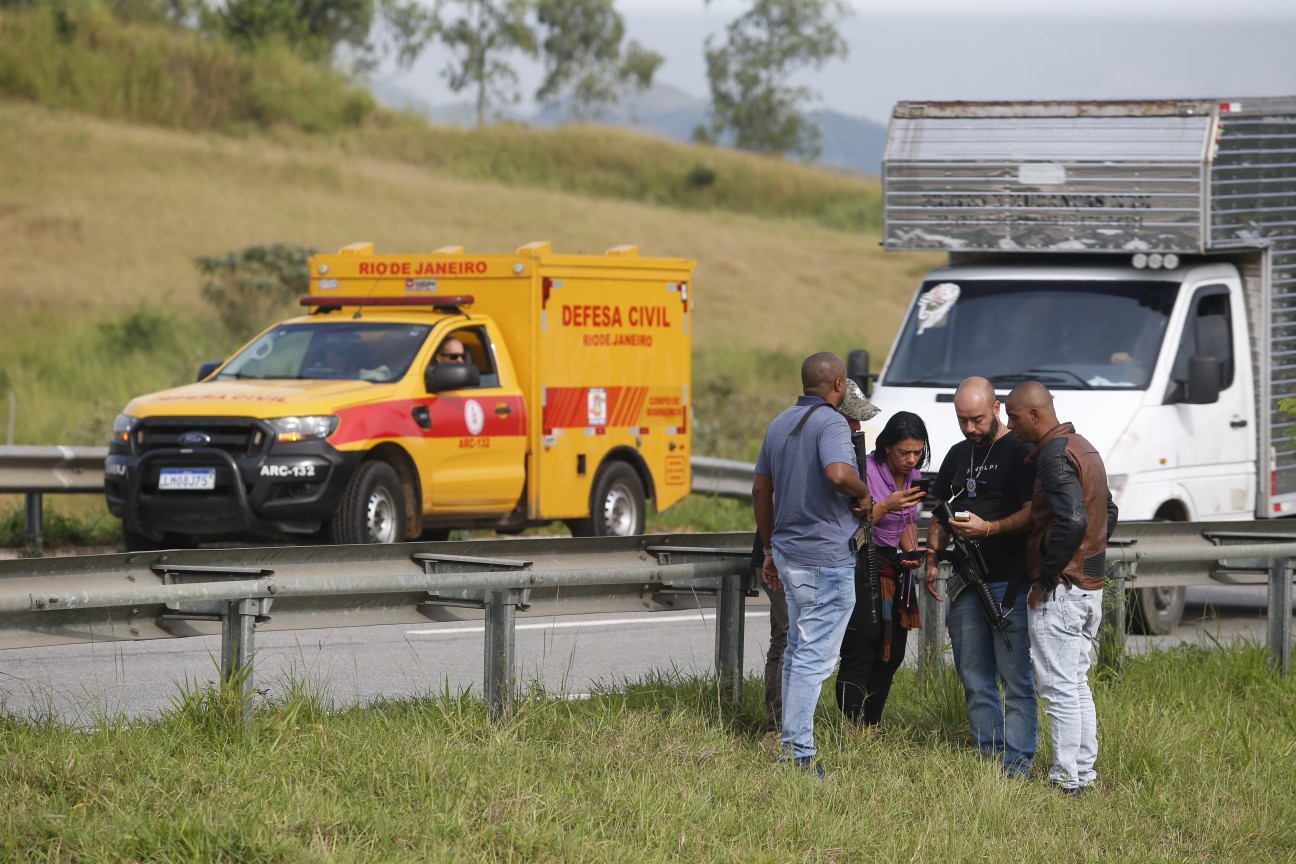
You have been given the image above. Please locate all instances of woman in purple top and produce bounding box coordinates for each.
[836,410,930,727]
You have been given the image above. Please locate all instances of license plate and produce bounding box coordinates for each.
[158,468,215,491]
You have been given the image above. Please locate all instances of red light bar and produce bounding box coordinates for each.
[300,294,474,309]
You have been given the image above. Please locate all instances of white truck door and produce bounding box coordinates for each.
[1166,281,1255,518]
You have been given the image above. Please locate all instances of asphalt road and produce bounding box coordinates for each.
[0,587,1289,726]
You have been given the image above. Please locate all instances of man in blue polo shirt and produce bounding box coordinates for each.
[753,352,873,778]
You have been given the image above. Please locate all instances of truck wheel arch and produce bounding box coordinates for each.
[359,443,422,541]
[568,449,654,538]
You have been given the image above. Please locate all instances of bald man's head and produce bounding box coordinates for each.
[1004,381,1058,444]
[953,376,1001,445]
[801,352,847,407]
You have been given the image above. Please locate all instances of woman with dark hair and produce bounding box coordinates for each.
[836,410,931,728]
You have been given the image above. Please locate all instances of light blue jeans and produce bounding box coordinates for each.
[774,551,856,761]
[1028,583,1103,789]
[946,580,1037,777]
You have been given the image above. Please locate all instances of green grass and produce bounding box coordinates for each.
[1,643,1293,862]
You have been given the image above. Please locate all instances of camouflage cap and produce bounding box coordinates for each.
[840,378,880,422]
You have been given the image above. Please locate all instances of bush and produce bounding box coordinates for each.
[196,242,316,337]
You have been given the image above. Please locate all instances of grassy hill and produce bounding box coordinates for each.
[2,99,935,449]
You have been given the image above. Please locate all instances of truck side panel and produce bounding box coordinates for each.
[535,259,693,519]
[1210,109,1296,513]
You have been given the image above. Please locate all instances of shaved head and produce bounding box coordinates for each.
[953,376,1001,445]
[801,352,847,407]
[1005,381,1058,444]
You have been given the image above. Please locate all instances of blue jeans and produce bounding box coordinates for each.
[1028,583,1103,789]
[774,551,856,761]
[946,580,1037,777]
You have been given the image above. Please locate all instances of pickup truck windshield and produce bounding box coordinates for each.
[216,322,432,383]
[882,279,1177,390]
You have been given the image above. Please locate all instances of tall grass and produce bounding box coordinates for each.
[1,644,1292,861]
[0,2,373,133]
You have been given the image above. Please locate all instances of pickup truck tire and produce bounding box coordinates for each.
[569,462,646,538]
[328,461,406,545]
[122,529,191,552]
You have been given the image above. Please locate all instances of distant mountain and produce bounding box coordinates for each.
[367,80,886,177]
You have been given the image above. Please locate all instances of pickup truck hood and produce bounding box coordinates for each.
[124,378,389,418]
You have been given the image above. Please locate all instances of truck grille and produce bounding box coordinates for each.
[136,418,266,457]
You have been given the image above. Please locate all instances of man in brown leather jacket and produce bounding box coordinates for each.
[1005,381,1118,797]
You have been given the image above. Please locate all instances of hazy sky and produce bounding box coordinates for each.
[388,0,1296,124]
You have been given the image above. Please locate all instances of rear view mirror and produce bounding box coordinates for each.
[1184,355,1221,404]
[847,349,874,397]
[425,362,481,393]
[196,361,222,381]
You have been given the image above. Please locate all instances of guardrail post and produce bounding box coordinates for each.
[1099,560,1130,671]
[1267,557,1292,676]
[23,492,43,558]
[484,588,523,720]
[220,598,261,724]
[917,562,948,683]
[715,570,746,710]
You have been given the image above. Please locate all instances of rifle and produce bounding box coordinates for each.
[931,500,1013,651]
[848,431,880,624]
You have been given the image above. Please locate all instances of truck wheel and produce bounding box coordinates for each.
[569,462,646,538]
[122,529,189,552]
[329,461,406,545]
[1129,585,1186,636]
[1128,510,1186,635]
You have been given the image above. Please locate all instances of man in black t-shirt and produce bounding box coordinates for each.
[923,377,1038,778]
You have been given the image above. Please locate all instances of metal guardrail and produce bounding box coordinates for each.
[0,446,759,555]
[0,532,756,720]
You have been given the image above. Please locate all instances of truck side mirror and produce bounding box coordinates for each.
[425,362,481,393]
[1184,355,1221,404]
[847,349,874,397]
[196,361,222,381]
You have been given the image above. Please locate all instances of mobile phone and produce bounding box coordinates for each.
[954,510,971,522]
[910,478,932,497]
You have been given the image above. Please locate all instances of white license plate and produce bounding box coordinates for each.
[158,468,216,491]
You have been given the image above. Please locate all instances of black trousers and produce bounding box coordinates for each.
[835,551,908,726]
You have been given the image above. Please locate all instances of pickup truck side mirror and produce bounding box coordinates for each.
[196,361,222,381]
[847,348,874,397]
[1184,354,1222,405]
[426,362,481,393]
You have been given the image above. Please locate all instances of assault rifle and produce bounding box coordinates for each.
[931,500,1013,651]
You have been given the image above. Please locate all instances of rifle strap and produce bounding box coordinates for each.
[789,400,832,436]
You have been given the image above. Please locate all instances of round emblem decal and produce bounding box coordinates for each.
[464,399,485,436]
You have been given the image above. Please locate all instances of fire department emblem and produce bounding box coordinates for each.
[464,399,485,436]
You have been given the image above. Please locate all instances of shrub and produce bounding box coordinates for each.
[196,242,315,337]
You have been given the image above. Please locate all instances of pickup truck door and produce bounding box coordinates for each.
[412,324,527,513]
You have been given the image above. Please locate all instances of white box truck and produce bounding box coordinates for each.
[860,98,1296,633]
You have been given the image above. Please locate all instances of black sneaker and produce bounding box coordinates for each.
[1055,785,1083,798]
[793,756,826,780]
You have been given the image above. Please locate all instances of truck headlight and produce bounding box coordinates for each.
[111,414,138,444]
[268,415,339,443]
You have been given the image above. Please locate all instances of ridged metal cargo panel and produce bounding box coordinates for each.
[884,114,1211,252]
[1211,107,1296,504]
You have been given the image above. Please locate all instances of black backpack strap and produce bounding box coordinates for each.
[789,400,831,436]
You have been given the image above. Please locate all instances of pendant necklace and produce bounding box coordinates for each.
[965,434,1000,499]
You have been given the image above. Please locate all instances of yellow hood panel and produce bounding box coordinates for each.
[125,379,391,418]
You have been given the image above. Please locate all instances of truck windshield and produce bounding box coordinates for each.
[882,279,1178,390]
[216,322,432,383]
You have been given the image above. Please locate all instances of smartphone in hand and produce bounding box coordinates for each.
[897,548,926,568]
[910,477,932,498]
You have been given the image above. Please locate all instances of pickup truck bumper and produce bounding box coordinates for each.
[105,441,360,541]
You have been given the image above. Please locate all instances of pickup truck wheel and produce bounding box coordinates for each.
[122,529,190,552]
[329,461,406,545]
[569,463,645,537]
